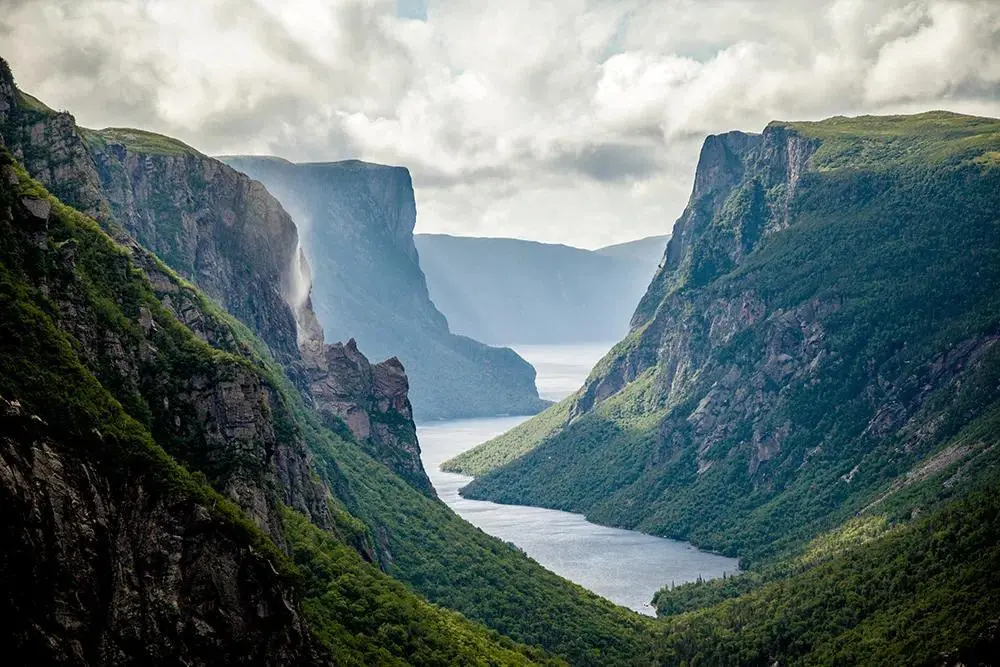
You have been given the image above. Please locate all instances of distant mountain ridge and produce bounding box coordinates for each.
[415,233,667,345]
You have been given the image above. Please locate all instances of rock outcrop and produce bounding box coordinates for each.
[303,337,431,494]
[221,156,549,421]
[86,133,304,370]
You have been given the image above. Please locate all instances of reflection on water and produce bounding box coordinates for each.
[418,342,738,615]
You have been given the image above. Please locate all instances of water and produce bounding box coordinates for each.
[511,342,613,401]
[418,342,739,615]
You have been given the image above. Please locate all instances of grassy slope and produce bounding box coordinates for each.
[652,451,1000,665]
[79,126,202,157]
[444,397,573,476]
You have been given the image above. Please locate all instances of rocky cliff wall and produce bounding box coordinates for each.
[222,156,548,421]
[0,58,430,493]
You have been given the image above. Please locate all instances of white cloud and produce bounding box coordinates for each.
[2,0,999,248]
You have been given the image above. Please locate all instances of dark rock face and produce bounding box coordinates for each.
[221,156,548,421]
[303,337,431,494]
[0,399,323,667]
[0,60,432,495]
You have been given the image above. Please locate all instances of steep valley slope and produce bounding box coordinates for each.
[454,111,1000,560]
[448,112,1000,662]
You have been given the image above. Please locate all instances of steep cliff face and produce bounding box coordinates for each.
[0,159,328,664]
[302,335,431,495]
[0,399,322,667]
[0,65,107,220]
[222,156,548,421]
[0,59,431,494]
[84,131,304,369]
[457,112,1000,564]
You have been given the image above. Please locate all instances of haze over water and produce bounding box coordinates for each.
[418,342,739,615]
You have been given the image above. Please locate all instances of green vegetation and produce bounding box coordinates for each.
[283,509,558,666]
[445,396,572,476]
[777,110,1000,170]
[16,89,53,113]
[652,480,1000,665]
[80,126,202,157]
[462,112,1000,570]
[285,394,655,664]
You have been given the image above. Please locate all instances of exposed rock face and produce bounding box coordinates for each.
[303,337,431,495]
[221,156,548,421]
[0,70,107,220]
[86,141,303,370]
[0,154,328,664]
[0,59,431,494]
[0,399,323,667]
[1,168,335,543]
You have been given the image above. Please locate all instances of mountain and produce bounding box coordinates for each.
[414,233,667,344]
[593,234,669,264]
[0,56,662,665]
[453,111,1000,559]
[447,112,1000,660]
[220,157,548,421]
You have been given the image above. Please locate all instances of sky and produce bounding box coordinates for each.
[2,0,1000,248]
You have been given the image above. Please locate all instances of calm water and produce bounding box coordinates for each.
[418,342,739,615]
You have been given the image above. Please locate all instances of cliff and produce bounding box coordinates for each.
[222,156,549,421]
[301,336,431,494]
[0,154,328,664]
[414,233,666,344]
[454,112,1000,566]
[0,60,430,493]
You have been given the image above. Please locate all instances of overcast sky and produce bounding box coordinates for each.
[3,0,1000,248]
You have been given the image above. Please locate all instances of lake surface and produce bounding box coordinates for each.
[417,342,739,615]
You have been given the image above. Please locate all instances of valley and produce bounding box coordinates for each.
[2,24,999,663]
[417,343,738,615]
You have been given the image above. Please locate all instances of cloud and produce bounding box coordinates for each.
[2,0,1000,248]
